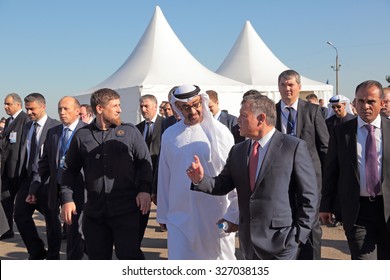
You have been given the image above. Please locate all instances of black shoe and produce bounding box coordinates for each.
[28,250,48,260]
[0,230,14,240]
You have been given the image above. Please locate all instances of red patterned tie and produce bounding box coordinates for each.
[249,141,260,192]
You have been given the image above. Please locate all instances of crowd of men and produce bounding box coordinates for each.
[1,69,390,260]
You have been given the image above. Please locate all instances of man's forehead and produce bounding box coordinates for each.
[177,96,201,105]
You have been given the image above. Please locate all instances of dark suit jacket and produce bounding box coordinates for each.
[193,130,318,260]
[320,117,390,232]
[325,113,356,134]
[218,111,245,144]
[17,116,60,179]
[136,115,163,170]
[1,111,29,179]
[276,99,329,190]
[30,121,86,209]
[161,115,178,134]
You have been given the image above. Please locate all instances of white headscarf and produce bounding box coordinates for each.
[170,85,231,172]
[326,94,353,119]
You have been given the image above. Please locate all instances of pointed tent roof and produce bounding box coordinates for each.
[216,21,332,90]
[85,6,244,93]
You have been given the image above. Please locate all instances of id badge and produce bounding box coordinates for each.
[9,131,17,143]
[59,156,66,168]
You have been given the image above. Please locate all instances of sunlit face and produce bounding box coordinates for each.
[331,102,346,118]
[278,77,301,105]
[356,85,382,123]
[208,99,219,116]
[79,106,92,123]
[140,98,157,121]
[176,96,203,125]
[381,90,390,117]
[25,101,46,121]
[163,103,173,118]
[58,97,80,126]
[237,101,259,138]
[306,98,318,105]
[4,96,21,116]
[100,98,122,126]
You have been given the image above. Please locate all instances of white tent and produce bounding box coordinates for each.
[77,6,246,123]
[216,21,333,103]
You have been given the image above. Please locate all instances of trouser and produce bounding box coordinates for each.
[1,175,18,232]
[297,218,322,260]
[14,177,62,259]
[345,196,390,260]
[138,210,150,245]
[83,211,145,260]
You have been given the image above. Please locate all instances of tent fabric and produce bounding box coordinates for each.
[77,7,333,124]
[216,21,333,102]
[78,6,246,123]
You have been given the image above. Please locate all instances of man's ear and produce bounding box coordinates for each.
[95,105,103,114]
[257,113,266,124]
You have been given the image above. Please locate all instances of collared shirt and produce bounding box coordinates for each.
[249,128,275,180]
[357,115,382,196]
[59,119,80,154]
[26,114,48,164]
[143,114,158,139]
[214,110,222,121]
[280,100,298,135]
[11,109,23,120]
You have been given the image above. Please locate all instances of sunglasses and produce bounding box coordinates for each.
[179,101,202,112]
[331,105,342,109]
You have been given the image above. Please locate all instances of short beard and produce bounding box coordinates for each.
[104,115,122,127]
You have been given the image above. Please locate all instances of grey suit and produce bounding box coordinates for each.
[192,130,318,260]
[14,116,61,259]
[276,99,328,259]
[321,117,390,259]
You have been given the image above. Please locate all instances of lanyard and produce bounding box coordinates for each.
[61,129,76,156]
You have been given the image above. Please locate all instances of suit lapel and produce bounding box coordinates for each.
[381,117,390,180]
[275,102,282,131]
[255,131,283,188]
[345,119,359,181]
[296,99,306,138]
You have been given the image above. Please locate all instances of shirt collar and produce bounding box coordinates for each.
[63,119,80,131]
[357,114,382,129]
[252,127,276,148]
[281,99,299,111]
[214,110,222,120]
[35,114,48,127]
[12,109,23,119]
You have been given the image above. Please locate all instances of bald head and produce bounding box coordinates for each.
[58,96,81,126]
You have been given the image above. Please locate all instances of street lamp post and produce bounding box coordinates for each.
[327,41,341,95]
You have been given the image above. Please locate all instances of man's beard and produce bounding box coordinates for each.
[104,115,122,126]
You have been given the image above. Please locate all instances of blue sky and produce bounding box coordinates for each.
[1,0,389,118]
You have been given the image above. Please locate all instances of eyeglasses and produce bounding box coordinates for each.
[331,105,342,109]
[179,101,202,112]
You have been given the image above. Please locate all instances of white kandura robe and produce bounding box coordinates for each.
[157,121,238,260]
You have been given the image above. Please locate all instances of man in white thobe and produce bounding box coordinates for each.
[156,85,238,260]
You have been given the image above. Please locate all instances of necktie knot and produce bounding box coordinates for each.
[365,124,375,133]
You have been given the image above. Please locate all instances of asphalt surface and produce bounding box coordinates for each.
[0,205,350,260]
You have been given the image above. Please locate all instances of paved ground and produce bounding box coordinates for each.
[0,205,351,260]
